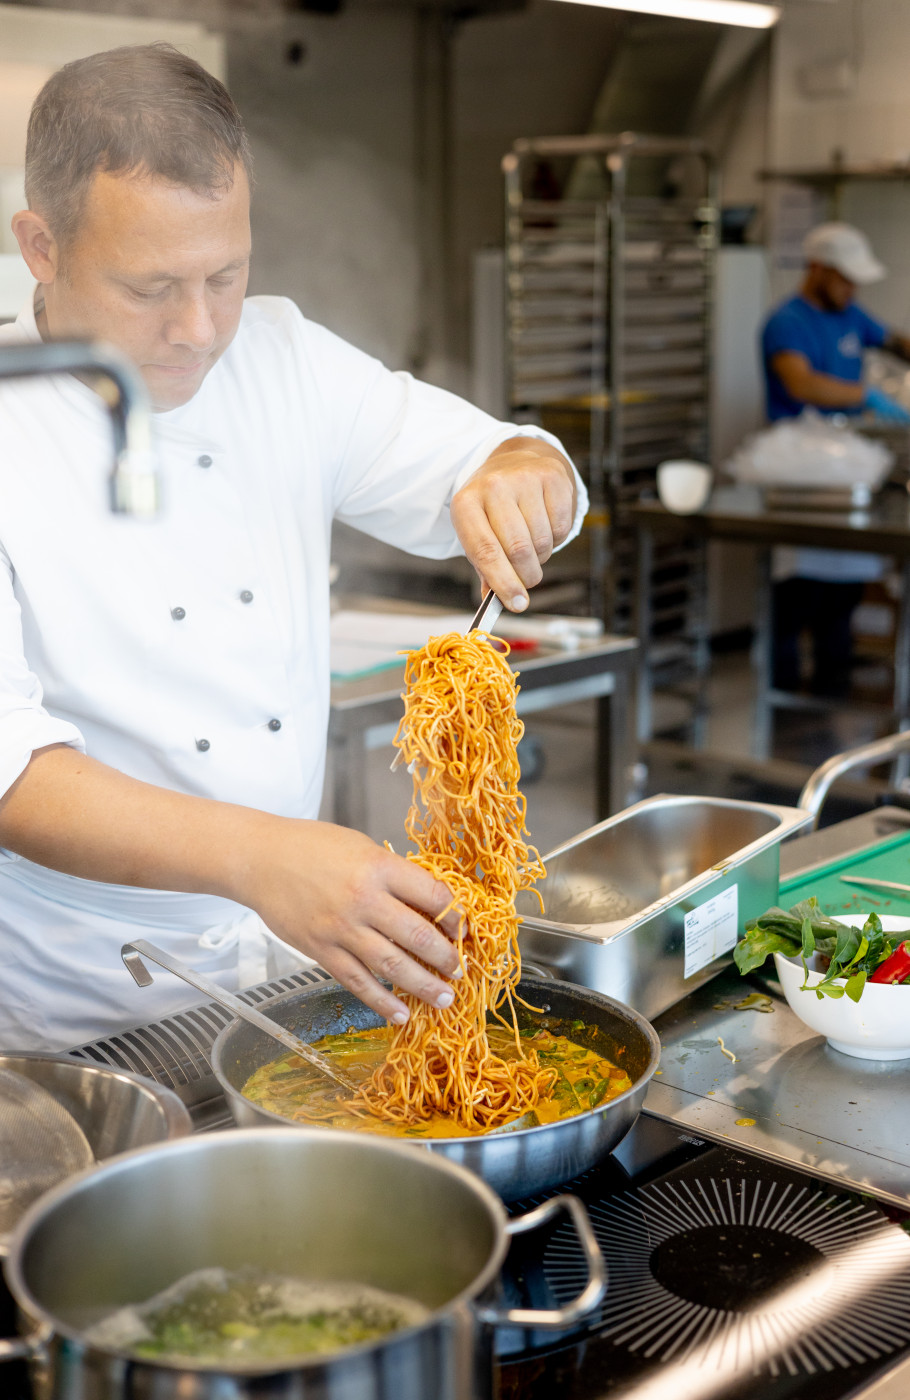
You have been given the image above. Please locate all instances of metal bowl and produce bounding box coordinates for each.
[0,1053,193,1395]
[0,1053,191,1168]
[210,976,660,1200]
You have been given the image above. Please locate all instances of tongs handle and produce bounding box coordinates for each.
[121,938,356,1092]
[468,589,504,634]
[518,914,607,944]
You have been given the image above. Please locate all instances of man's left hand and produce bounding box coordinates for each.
[450,437,577,611]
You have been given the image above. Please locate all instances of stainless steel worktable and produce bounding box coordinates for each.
[623,482,910,757]
[646,805,910,1209]
[327,628,638,832]
[640,806,910,1397]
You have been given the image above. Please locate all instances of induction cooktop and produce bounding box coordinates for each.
[496,1112,910,1400]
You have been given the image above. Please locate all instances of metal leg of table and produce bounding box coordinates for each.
[751,546,774,761]
[690,536,711,749]
[329,733,369,833]
[891,559,910,786]
[596,660,634,819]
[634,527,654,745]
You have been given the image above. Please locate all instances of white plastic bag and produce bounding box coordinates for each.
[726,409,893,490]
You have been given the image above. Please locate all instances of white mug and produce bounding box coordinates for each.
[656,460,713,515]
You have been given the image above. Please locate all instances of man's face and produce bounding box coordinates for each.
[814,263,857,313]
[43,165,251,411]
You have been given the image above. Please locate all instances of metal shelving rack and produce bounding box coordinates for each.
[502,133,718,741]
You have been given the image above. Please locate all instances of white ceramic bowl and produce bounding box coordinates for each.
[656,460,713,514]
[774,914,910,1060]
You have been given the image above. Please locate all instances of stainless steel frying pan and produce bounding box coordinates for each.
[210,975,660,1201]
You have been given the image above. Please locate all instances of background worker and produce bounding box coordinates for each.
[762,223,910,696]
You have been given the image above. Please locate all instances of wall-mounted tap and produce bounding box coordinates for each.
[0,340,158,516]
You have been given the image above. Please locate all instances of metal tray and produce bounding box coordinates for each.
[762,483,874,511]
[517,794,811,1019]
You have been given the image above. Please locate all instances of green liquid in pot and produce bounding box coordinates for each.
[85,1267,430,1365]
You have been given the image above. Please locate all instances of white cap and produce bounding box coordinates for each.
[803,222,886,285]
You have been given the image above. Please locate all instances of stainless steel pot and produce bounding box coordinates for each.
[0,1128,606,1400]
[210,975,661,1201]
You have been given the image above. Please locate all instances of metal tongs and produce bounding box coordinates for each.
[469,589,504,635]
[121,938,356,1092]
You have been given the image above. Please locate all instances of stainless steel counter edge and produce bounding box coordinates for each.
[643,1081,910,1210]
[847,1352,910,1400]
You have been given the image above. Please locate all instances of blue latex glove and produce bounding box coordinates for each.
[863,385,910,424]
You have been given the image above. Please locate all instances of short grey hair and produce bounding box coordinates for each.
[25,43,253,245]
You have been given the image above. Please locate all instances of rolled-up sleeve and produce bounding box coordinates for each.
[0,546,85,800]
[301,319,587,557]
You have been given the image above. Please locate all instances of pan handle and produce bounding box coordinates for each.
[475,1193,606,1329]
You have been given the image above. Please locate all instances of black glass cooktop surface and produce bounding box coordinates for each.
[495,1112,910,1400]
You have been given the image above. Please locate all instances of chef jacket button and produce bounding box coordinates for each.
[197,454,213,468]
[196,738,211,752]
[171,606,186,621]
[268,718,282,732]
[240,590,254,604]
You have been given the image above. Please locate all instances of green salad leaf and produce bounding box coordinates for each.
[734,899,894,1003]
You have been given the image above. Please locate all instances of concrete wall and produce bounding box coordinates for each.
[767,0,910,329]
[232,3,624,393]
[230,13,422,378]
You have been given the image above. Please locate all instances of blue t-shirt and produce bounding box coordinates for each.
[761,295,887,420]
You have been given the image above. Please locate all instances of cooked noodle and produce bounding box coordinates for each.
[350,630,556,1132]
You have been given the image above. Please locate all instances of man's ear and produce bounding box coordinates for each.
[10,209,58,284]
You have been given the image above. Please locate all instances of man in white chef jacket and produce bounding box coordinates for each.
[0,45,586,1052]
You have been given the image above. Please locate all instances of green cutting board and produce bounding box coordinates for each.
[780,828,910,920]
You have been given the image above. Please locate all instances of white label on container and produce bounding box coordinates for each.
[684,884,739,979]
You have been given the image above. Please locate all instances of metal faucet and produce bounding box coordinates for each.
[0,340,158,516]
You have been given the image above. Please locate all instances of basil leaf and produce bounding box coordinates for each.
[801,917,816,958]
[845,970,867,1003]
[734,926,801,975]
[831,922,863,968]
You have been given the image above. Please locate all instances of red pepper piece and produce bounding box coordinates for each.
[869,940,910,984]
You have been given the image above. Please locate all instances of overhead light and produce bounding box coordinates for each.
[547,0,780,27]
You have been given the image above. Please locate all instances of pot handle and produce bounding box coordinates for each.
[0,1318,53,1363]
[475,1193,606,1329]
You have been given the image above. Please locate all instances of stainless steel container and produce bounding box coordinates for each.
[0,1055,191,1178]
[210,976,660,1200]
[0,1129,605,1400]
[516,794,811,1018]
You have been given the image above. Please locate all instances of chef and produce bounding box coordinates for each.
[762,223,910,696]
[0,44,586,1052]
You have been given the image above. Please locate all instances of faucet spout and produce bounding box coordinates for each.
[0,340,158,516]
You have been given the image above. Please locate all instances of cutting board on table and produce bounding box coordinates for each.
[329,610,473,680]
[780,828,910,920]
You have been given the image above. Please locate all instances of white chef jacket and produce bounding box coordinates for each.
[0,292,586,1052]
